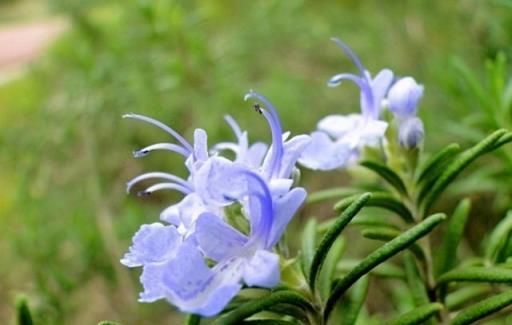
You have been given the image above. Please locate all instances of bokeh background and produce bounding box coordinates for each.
[2,0,512,324]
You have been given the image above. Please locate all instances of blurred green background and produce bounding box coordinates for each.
[1,0,512,323]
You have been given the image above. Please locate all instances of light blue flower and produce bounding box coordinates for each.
[387,77,425,148]
[299,39,393,170]
[122,93,309,316]
[387,76,424,118]
[122,168,306,316]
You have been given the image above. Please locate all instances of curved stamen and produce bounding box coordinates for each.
[237,169,274,248]
[244,91,283,179]
[137,182,192,196]
[133,143,190,158]
[330,38,366,77]
[327,73,363,88]
[329,39,376,119]
[224,115,243,139]
[123,113,193,153]
[126,172,192,194]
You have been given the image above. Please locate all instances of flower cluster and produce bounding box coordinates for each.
[299,38,424,171]
[122,91,309,316]
[121,39,426,317]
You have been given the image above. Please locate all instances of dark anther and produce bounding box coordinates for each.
[137,190,151,197]
[253,103,263,115]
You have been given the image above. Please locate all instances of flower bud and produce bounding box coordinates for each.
[388,77,424,117]
[398,117,424,149]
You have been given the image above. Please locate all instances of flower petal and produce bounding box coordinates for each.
[194,157,246,206]
[160,193,211,230]
[298,131,352,170]
[242,250,280,288]
[195,212,248,261]
[121,223,181,267]
[371,69,394,105]
[194,128,209,162]
[317,114,362,139]
[277,134,311,179]
[268,187,307,247]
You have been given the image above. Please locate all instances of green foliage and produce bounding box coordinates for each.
[16,296,33,325]
[385,303,443,325]
[360,160,408,196]
[334,192,414,223]
[436,199,471,275]
[324,213,446,320]
[450,291,512,325]
[308,193,371,291]
[214,291,314,325]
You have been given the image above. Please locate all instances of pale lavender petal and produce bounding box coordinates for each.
[371,69,394,105]
[242,250,280,288]
[160,193,210,229]
[317,114,362,139]
[194,128,209,162]
[165,251,244,316]
[121,223,181,267]
[139,263,166,302]
[195,212,248,261]
[346,119,388,148]
[277,134,311,179]
[246,142,268,168]
[298,131,352,170]
[268,187,307,247]
[194,157,246,206]
[268,178,293,198]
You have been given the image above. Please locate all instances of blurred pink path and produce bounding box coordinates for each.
[0,19,65,75]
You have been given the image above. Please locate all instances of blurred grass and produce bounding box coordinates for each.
[1,0,512,323]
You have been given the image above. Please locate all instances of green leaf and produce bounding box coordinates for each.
[239,321,297,325]
[185,314,201,325]
[416,143,460,184]
[361,227,425,261]
[334,192,414,224]
[485,211,512,264]
[309,193,371,291]
[337,276,370,325]
[214,291,314,325]
[319,237,345,302]
[446,285,492,311]
[404,253,430,307]
[420,129,507,213]
[360,160,408,196]
[437,267,512,286]
[307,187,361,204]
[324,213,445,321]
[450,290,512,325]
[16,296,33,325]
[436,198,471,275]
[490,131,512,150]
[385,303,443,325]
[337,260,405,279]
[301,218,318,277]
